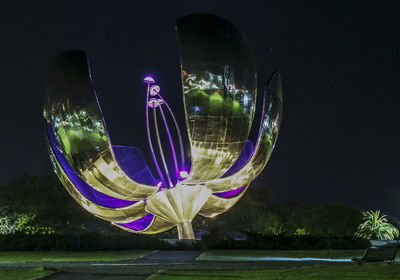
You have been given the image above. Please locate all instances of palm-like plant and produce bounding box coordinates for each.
[355,210,399,240]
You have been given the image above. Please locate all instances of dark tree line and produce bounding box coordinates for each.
[1,174,398,237]
[0,174,115,234]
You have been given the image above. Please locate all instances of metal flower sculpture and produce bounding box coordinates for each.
[43,14,282,240]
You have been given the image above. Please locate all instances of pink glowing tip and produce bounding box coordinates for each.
[179,170,189,179]
[144,76,155,83]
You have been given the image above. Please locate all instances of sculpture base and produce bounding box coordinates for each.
[145,184,212,240]
[177,221,195,240]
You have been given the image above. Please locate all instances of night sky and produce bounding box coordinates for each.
[0,1,399,217]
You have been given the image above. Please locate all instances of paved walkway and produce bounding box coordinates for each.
[41,251,203,279]
[1,251,357,280]
[135,250,202,263]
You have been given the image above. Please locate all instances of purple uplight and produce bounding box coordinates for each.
[112,145,158,185]
[213,185,246,198]
[46,122,137,208]
[118,213,154,231]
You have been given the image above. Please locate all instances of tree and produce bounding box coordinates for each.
[286,204,362,236]
[0,174,116,234]
[355,210,400,240]
[0,207,55,235]
[0,207,24,234]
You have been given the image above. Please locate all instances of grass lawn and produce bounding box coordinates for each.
[0,250,152,262]
[197,250,369,261]
[148,264,400,280]
[0,266,54,280]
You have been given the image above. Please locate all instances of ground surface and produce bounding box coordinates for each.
[0,250,152,262]
[0,250,399,279]
[0,266,54,280]
[196,250,366,261]
[148,265,400,280]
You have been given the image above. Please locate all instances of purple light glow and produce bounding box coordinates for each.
[46,122,137,208]
[213,185,246,198]
[112,145,158,185]
[118,213,154,231]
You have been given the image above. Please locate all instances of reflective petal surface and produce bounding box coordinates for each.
[177,14,257,183]
[114,215,174,234]
[199,185,249,218]
[44,51,157,201]
[206,70,283,193]
[47,139,147,223]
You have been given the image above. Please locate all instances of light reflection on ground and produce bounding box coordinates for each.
[217,256,352,262]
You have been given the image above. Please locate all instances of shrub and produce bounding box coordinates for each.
[355,210,399,240]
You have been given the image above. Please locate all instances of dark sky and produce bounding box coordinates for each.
[0,1,399,217]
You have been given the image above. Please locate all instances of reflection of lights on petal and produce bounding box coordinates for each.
[198,80,210,89]
[243,95,249,106]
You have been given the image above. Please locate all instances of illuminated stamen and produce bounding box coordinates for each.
[158,94,185,169]
[159,106,179,178]
[145,77,187,186]
[150,85,160,96]
[153,105,173,187]
[144,77,165,186]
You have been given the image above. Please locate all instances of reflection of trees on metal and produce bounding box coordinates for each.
[43,14,282,240]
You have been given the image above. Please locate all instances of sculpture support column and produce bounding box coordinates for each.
[177,221,195,240]
[145,184,212,240]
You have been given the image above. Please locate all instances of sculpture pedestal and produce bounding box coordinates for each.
[145,184,211,240]
[177,221,195,240]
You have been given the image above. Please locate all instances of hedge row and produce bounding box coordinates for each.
[0,233,370,250]
[202,233,370,250]
[0,233,174,251]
